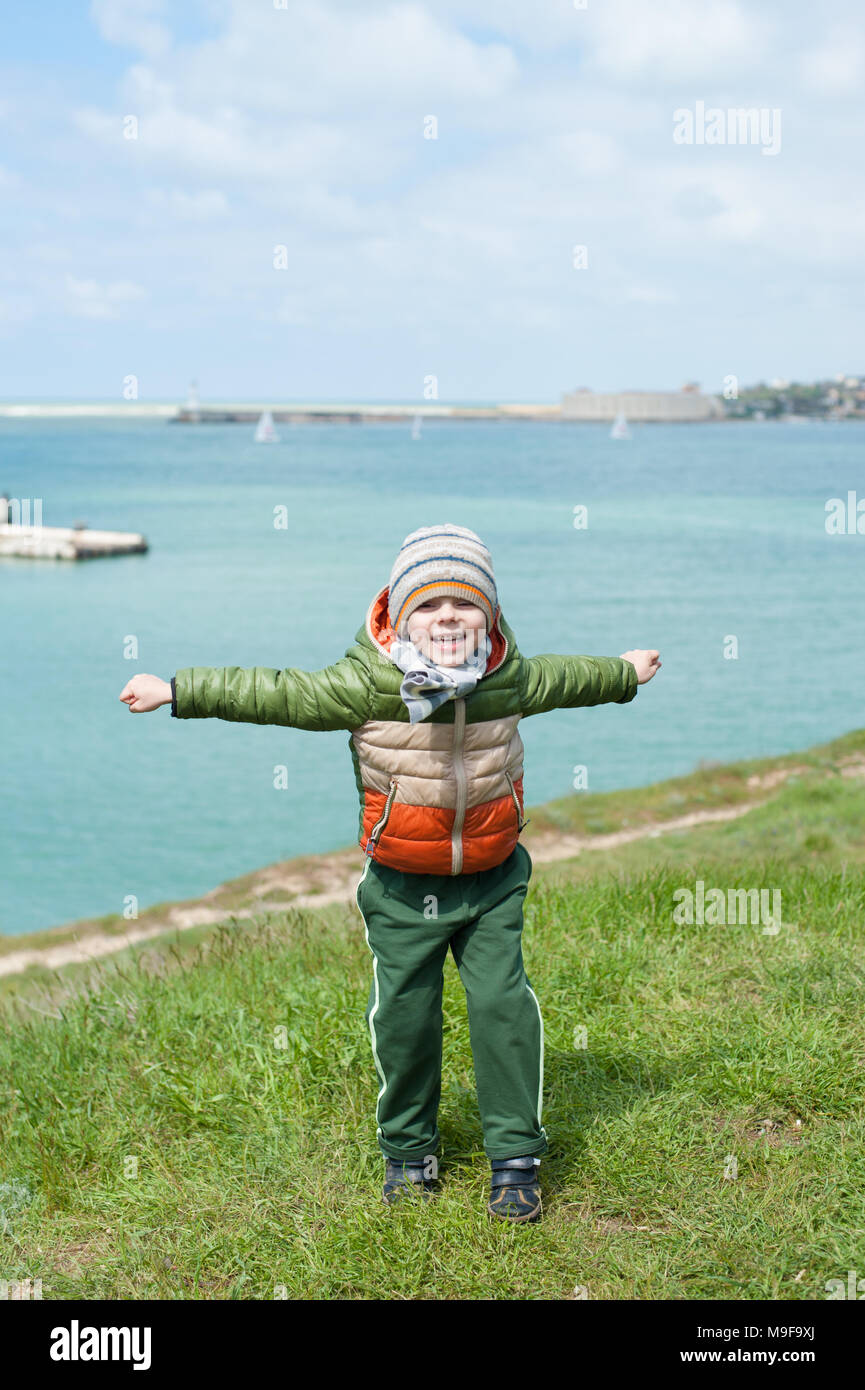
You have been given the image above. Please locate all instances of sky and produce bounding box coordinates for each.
[0,0,862,402]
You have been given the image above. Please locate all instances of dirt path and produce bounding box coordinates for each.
[0,804,761,981]
[3,755,861,982]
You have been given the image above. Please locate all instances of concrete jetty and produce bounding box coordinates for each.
[0,498,148,560]
[169,402,563,424]
[0,393,726,425]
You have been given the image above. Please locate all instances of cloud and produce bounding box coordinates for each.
[64,275,148,319]
[75,83,405,184]
[671,186,726,221]
[179,1,517,114]
[73,1,519,191]
[428,0,768,75]
[90,0,171,58]
[145,187,229,219]
[585,0,769,80]
[620,285,678,304]
[2,0,863,390]
[801,26,864,94]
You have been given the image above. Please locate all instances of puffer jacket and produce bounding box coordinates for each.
[171,583,638,875]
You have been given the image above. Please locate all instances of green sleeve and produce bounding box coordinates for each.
[171,654,373,731]
[519,654,637,718]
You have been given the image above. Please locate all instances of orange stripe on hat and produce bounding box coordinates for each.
[394,581,494,635]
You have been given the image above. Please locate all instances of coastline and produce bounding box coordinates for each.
[0,402,858,423]
[3,725,863,986]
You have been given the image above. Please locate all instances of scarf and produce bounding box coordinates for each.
[389,632,491,723]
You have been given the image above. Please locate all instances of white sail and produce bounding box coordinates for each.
[610,411,630,440]
[254,410,280,443]
[411,413,422,440]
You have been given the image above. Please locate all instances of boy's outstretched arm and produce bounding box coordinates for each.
[120,657,374,732]
[519,648,660,718]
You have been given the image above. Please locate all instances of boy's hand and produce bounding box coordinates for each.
[119,674,173,712]
[620,649,661,685]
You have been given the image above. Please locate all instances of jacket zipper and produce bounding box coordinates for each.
[365,777,399,858]
[505,769,530,832]
[451,699,467,874]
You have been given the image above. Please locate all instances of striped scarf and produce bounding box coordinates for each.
[389,634,491,724]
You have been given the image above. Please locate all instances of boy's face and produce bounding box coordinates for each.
[407,596,487,666]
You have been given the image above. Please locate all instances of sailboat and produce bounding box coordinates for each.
[610,411,630,440]
[411,413,422,440]
[254,410,280,443]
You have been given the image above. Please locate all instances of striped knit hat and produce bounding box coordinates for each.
[388,524,497,639]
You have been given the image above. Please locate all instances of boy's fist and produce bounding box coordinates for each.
[119,674,173,712]
[620,649,661,685]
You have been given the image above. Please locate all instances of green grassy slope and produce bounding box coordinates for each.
[1,732,864,1299]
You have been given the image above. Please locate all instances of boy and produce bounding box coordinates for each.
[120,523,660,1222]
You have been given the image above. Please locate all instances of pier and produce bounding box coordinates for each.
[0,392,727,426]
[0,499,148,560]
[169,403,563,424]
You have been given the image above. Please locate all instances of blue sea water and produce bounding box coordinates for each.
[2,416,862,937]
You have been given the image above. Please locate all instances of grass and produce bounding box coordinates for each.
[1,739,864,1299]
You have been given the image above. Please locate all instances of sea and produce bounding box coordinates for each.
[2,414,862,936]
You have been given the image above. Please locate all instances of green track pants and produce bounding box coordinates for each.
[354,842,548,1163]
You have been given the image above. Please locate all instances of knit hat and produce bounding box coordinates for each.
[387,524,497,639]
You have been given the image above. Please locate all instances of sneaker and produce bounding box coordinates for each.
[487,1156,542,1222]
[382,1157,436,1205]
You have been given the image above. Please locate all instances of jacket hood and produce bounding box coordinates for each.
[356,584,511,676]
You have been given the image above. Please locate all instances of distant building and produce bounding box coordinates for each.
[561,384,724,422]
